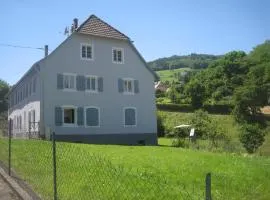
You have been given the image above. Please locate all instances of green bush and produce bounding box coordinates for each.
[156,112,166,137]
[239,123,265,153]
[156,103,233,114]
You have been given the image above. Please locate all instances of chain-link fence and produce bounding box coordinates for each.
[0,119,212,200]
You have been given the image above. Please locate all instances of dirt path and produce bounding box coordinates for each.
[0,175,20,200]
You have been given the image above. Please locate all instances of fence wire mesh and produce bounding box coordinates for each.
[56,142,205,200]
[0,127,207,199]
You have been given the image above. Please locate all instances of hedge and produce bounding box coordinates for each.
[156,103,233,114]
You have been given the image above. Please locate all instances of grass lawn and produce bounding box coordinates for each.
[0,138,270,200]
[156,68,192,82]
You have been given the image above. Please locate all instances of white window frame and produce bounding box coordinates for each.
[85,75,98,93]
[123,107,137,127]
[63,73,77,92]
[62,105,77,127]
[123,78,134,95]
[84,106,100,127]
[112,47,124,64]
[80,43,94,61]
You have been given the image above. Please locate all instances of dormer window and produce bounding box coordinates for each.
[81,43,93,60]
[112,48,124,64]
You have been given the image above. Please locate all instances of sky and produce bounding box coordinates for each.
[1,0,269,85]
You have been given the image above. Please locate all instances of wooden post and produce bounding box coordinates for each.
[205,173,212,200]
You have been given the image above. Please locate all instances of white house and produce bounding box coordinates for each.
[8,15,158,145]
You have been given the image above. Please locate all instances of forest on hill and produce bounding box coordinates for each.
[148,53,222,71]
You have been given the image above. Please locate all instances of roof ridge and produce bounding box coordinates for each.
[76,14,130,40]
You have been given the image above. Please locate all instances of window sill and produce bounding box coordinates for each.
[123,92,135,95]
[81,57,94,61]
[85,125,100,128]
[85,90,98,93]
[62,123,77,127]
[63,89,76,92]
[124,125,137,127]
[112,61,124,64]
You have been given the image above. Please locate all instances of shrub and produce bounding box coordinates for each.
[156,103,194,112]
[239,123,265,153]
[156,112,166,137]
[189,110,211,138]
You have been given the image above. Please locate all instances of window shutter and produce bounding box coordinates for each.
[86,108,99,126]
[125,108,136,126]
[98,77,103,92]
[118,78,123,93]
[55,107,62,126]
[76,75,85,91]
[134,80,139,93]
[77,107,84,126]
[57,74,64,89]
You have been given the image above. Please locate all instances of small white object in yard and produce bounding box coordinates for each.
[190,128,195,137]
[174,124,191,128]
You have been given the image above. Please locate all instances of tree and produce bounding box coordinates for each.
[185,79,205,109]
[0,79,9,113]
[239,123,265,153]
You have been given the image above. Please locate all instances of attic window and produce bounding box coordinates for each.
[112,48,124,64]
[81,43,93,60]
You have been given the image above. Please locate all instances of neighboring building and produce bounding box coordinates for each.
[8,15,158,145]
[155,81,169,92]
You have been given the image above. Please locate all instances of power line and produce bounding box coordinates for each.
[0,43,44,50]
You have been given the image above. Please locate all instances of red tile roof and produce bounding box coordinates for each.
[76,15,130,40]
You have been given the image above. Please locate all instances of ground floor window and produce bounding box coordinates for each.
[124,107,136,126]
[63,107,76,125]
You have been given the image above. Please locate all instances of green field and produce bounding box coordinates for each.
[156,68,192,82]
[0,138,270,200]
[158,111,270,155]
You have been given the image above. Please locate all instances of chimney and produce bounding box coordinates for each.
[44,45,48,57]
[73,18,78,30]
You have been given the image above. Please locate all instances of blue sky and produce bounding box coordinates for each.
[1,0,269,85]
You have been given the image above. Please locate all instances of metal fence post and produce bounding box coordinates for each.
[52,131,57,200]
[205,173,211,200]
[8,119,12,176]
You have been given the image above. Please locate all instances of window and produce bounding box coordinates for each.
[85,107,100,127]
[112,48,124,64]
[124,107,136,127]
[85,76,97,92]
[63,74,76,90]
[63,107,76,125]
[123,79,134,93]
[33,77,36,93]
[32,110,36,123]
[81,43,93,60]
[29,82,32,95]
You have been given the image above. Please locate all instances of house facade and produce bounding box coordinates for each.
[8,15,158,145]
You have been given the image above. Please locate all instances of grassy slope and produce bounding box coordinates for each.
[158,111,270,155]
[0,138,270,200]
[156,68,191,82]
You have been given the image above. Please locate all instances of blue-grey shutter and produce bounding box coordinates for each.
[125,108,136,126]
[57,74,64,89]
[55,107,62,126]
[118,78,123,93]
[134,80,139,93]
[77,107,84,126]
[86,108,99,126]
[76,75,85,91]
[98,77,103,92]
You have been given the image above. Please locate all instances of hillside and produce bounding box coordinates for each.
[148,53,222,71]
